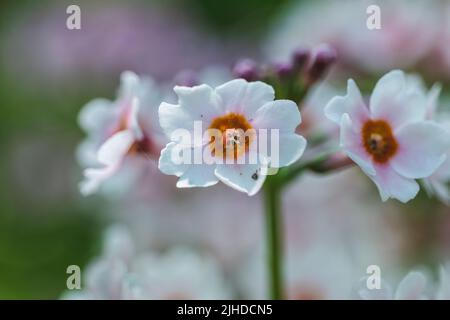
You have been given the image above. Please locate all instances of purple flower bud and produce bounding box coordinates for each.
[174,70,199,87]
[233,59,259,81]
[291,47,310,70]
[274,62,293,78]
[306,44,337,84]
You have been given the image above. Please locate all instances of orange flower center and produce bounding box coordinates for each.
[208,112,254,160]
[362,119,398,164]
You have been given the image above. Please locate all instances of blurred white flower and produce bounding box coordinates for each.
[238,241,356,299]
[299,81,341,139]
[325,70,450,202]
[265,0,439,73]
[436,263,450,300]
[158,79,307,196]
[77,71,165,195]
[358,271,429,300]
[416,81,450,205]
[63,225,232,300]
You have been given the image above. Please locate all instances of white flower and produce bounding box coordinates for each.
[358,271,429,300]
[416,81,450,205]
[62,225,232,300]
[77,71,164,195]
[158,79,307,196]
[239,242,356,299]
[128,248,232,299]
[325,70,450,203]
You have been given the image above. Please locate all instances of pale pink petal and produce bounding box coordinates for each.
[370,70,426,128]
[370,164,419,203]
[324,79,369,128]
[391,121,449,179]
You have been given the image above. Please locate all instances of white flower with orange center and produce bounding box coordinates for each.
[78,71,164,195]
[325,70,450,203]
[158,79,307,195]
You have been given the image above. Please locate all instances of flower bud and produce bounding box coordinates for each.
[291,47,310,70]
[274,62,293,78]
[306,44,337,84]
[233,59,259,81]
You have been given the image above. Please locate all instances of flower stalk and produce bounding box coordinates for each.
[263,175,283,300]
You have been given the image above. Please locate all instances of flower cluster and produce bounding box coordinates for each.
[74,45,450,301]
[78,67,450,203]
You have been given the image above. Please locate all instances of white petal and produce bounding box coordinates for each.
[215,79,275,118]
[79,164,120,196]
[76,138,100,167]
[128,98,143,140]
[158,102,197,145]
[252,100,301,133]
[214,158,268,196]
[340,114,376,176]
[324,79,368,128]
[391,121,449,179]
[370,70,426,128]
[159,87,216,148]
[370,164,420,203]
[158,142,189,177]
[159,142,218,188]
[394,272,426,300]
[269,133,307,168]
[97,130,134,166]
[119,71,140,98]
[429,180,450,205]
[426,83,442,118]
[176,164,219,188]
[78,98,113,133]
[370,70,404,113]
[173,84,222,122]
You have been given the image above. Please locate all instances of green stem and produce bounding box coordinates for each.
[262,147,352,300]
[264,176,283,300]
